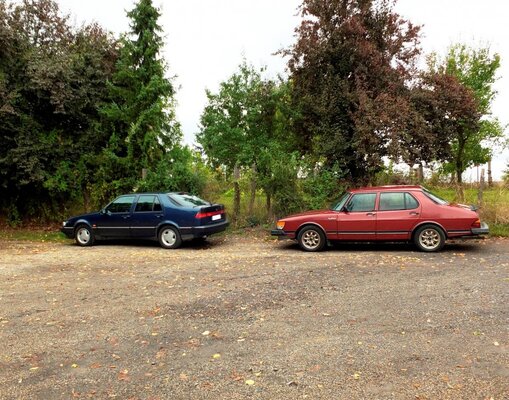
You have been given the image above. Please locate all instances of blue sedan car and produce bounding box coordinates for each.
[61,192,229,249]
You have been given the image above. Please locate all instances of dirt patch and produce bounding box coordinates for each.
[0,235,508,399]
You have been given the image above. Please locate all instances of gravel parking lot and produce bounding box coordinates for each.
[0,234,508,399]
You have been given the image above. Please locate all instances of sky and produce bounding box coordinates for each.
[57,0,509,180]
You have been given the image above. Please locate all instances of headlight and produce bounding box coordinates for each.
[276,220,285,230]
[62,221,67,227]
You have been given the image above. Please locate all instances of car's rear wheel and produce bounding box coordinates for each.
[158,226,182,249]
[414,224,445,252]
[75,225,94,247]
[297,226,326,252]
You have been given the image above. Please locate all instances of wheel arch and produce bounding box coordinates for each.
[411,221,447,240]
[295,222,327,240]
[73,220,93,233]
[157,221,180,236]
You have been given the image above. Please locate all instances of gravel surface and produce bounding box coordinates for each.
[0,235,508,399]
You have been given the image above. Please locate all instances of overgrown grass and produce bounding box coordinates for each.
[0,229,67,243]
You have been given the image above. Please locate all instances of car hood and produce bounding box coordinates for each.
[282,209,336,220]
[67,211,102,222]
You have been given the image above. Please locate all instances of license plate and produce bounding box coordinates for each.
[212,214,221,221]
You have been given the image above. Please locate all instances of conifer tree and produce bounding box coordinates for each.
[98,0,180,200]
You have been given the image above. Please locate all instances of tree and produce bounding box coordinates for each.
[0,0,118,221]
[98,0,180,203]
[283,0,421,184]
[197,61,265,222]
[427,45,505,189]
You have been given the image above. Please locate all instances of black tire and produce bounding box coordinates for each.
[413,224,445,252]
[74,224,95,247]
[158,226,182,249]
[297,225,326,252]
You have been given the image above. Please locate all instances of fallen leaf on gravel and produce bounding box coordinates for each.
[202,331,210,336]
[245,379,255,385]
[118,369,129,381]
[353,372,361,380]
[287,381,298,387]
[493,341,500,346]
[29,367,39,371]
[89,363,102,369]
[212,353,221,359]
[71,364,78,368]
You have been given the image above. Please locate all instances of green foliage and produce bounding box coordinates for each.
[427,44,505,183]
[284,0,422,184]
[97,0,181,201]
[138,146,207,195]
[0,0,118,221]
[302,164,345,210]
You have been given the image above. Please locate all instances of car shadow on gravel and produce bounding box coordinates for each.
[276,239,486,253]
[60,236,228,250]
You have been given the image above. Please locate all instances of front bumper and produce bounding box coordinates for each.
[271,229,291,240]
[471,222,489,235]
[61,226,74,239]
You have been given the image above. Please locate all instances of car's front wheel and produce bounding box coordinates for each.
[75,225,95,247]
[414,224,445,252]
[158,226,182,249]
[297,226,326,252]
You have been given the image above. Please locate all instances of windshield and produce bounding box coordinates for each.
[423,189,449,205]
[168,193,210,207]
[330,193,351,211]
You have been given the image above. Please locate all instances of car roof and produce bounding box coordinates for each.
[349,185,423,193]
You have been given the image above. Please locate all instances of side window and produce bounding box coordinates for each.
[346,193,376,212]
[135,195,157,212]
[106,196,135,213]
[153,197,162,212]
[405,193,419,209]
[379,193,405,211]
[379,192,419,211]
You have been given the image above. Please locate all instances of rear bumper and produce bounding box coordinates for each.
[181,220,229,238]
[471,222,489,235]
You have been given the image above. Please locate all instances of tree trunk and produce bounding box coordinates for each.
[83,187,91,213]
[456,167,464,202]
[266,192,272,221]
[455,138,465,202]
[477,168,485,206]
[248,163,257,217]
[418,163,424,184]
[233,164,241,224]
[488,159,493,187]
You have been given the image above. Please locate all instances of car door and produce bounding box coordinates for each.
[376,192,421,240]
[130,195,164,238]
[337,193,377,240]
[96,195,136,238]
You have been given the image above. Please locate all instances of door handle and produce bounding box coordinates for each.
[122,215,131,220]
[366,212,376,216]
[409,212,419,216]
[156,214,163,218]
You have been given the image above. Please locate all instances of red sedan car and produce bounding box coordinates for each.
[271,185,489,252]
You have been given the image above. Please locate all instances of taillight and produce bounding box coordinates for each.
[471,219,481,228]
[195,210,224,219]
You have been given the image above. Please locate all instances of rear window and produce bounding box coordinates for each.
[423,189,449,205]
[168,193,210,207]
